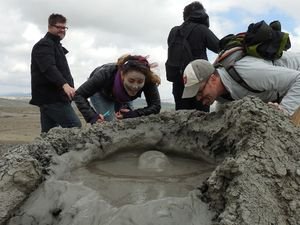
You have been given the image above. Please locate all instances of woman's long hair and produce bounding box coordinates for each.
[117,54,161,85]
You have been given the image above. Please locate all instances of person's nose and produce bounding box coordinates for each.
[132,84,139,91]
[196,94,202,101]
[202,100,209,106]
[202,97,211,106]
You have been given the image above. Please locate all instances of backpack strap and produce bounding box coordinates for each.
[213,46,244,67]
[180,23,197,58]
[178,23,198,73]
[214,47,263,93]
[226,65,263,93]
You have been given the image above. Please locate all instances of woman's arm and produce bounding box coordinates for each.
[74,68,108,122]
[122,83,161,119]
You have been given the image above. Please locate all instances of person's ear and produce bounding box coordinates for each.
[208,73,218,84]
[210,73,218,80]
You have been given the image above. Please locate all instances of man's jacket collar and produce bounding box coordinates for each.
[45,32,61,43]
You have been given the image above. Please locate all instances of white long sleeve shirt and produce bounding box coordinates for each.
[218,51,300,115]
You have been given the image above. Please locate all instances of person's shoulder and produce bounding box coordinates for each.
[100,63,118,72]
[31,39,50,53]
[143,81,159,91]
[90,63,117,78]
[171,25,181,30]
[34,35,55,48]
[168,25,181,34]
[237,55,267,64]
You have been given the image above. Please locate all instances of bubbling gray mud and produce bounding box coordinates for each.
[1,97,300,225]
[8,151,215,225]
[66,151,214,207]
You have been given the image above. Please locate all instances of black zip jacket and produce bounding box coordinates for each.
[167,22,219,64]
[74,63,161,123]
[167,9,219,102]
[30,32,74,106]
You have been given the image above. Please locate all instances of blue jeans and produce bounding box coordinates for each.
[39,102,82,133]
[90,92,133,121]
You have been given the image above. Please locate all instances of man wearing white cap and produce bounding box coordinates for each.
[182,51,300,115]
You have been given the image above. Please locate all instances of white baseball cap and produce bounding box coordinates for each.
[182,59,215,98]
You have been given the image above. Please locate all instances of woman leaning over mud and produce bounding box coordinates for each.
[74,54,161,124]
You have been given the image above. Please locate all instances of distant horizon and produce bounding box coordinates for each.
[0,93,175,104]
[0,92,31,97]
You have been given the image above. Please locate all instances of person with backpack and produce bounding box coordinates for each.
[181,52,300,116]
[165,1,219,111]
[74,54,161,123]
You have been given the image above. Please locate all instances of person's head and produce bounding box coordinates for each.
[48,13,68,40]
[183,1,209,26]
[117,54,161,96]
[182,59,225,105]
[183,1,204,21]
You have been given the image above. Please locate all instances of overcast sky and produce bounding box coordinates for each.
[1,0,300,101]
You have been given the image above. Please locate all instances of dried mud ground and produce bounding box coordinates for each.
[0,98,85,155]
[0,104,40,145]
[0,98,85,145]
[0,98,174,145]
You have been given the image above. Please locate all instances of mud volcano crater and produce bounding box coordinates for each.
[1,97,300,225]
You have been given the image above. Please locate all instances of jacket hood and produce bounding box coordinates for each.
[187,9,209,27]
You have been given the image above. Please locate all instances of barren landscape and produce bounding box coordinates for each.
[0,98,87,145]
[0,98,41,144]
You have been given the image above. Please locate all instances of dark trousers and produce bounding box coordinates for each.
[39,102,82,133]
[172,81,209,112]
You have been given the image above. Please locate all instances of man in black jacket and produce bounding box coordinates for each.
[166,1,219,111]
[30,13,81,133]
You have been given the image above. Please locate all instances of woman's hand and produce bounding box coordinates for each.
[115,108,130,120]
[95,110,111,123]
[96,114,105,123]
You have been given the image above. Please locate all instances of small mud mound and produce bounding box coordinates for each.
[200,98,300,225]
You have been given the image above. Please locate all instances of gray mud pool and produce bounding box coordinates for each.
[8,150,216,225]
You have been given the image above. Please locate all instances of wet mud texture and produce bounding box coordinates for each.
[0,96,299,225]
